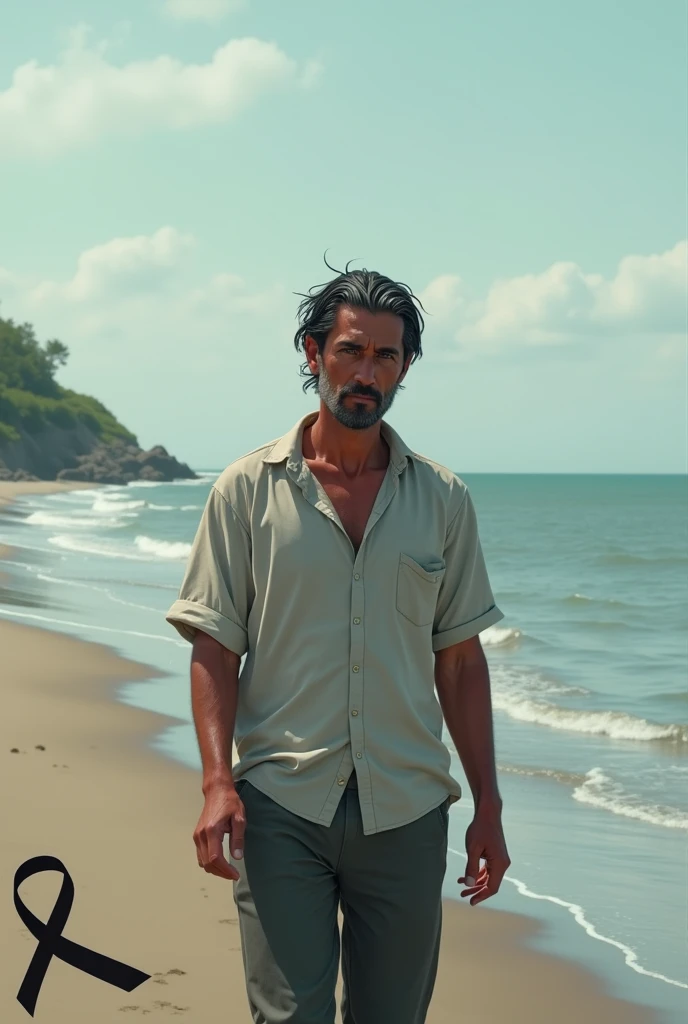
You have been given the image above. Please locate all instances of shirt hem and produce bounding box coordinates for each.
[238,775,337,828]
[237,774,459,835]
[359,795,456,835]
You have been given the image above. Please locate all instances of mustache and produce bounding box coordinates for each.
[340,386,381,402]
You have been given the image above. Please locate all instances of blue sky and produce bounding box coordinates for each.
[1,0,686,473]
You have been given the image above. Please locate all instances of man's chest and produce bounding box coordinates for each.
[248,465,448,595]
[305,463,387,554]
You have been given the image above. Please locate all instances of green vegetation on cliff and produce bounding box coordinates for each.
[0,314,137,447]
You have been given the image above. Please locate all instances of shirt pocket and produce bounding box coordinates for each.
[396,552,446,627]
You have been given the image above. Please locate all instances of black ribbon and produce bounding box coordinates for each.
[14,856,151,1017]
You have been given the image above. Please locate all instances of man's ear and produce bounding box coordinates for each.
[304,334,319,372]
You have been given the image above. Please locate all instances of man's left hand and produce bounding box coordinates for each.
[458,809,511,906]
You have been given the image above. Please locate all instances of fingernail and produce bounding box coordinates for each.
[465,876,475,887]
[233,849,243,859]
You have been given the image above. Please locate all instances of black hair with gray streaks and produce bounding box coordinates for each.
[292,252,428,393]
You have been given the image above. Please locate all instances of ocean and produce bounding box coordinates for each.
[1,471,686,1023]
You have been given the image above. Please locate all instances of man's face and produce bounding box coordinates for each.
[305,305,410,431]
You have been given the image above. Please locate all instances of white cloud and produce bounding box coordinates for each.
[184,272,286,316]
[0,25,323,158]
[416,240,687,354]
[2,234,685,385]
[0,227,290,368]
[461,261,602,346]
[29,227,194,304]
[0,227,300,460]
[418,274,465,323]
[163,0,247,22]
[593,241,687,332]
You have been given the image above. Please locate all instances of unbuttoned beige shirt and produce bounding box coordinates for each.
[165,411,504,835]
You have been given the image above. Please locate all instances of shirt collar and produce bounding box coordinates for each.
[262,410,416,475]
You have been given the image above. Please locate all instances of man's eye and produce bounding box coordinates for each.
[342,347,394,358]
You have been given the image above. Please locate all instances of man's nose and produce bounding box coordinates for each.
[354,356,377,385]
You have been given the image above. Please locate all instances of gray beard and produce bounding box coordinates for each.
[315,356,401,430]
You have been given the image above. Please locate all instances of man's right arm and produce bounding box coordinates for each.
[165,483,252,877]
[191,630,241,794]
[190,630,245,879]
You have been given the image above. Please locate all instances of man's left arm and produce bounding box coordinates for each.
[434,637,510,906]
[432,486,510,906]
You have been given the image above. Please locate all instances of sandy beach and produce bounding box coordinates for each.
[0,481,657,1023]
[0,479,105,509]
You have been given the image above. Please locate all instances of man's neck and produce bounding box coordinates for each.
[303,403,389,478]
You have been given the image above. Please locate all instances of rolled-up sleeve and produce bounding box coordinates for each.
[165,485,253,656]
[432,488,504,652]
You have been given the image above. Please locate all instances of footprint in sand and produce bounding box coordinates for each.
[118,972,189,1014]
[151,968,188,986]
[118,1005,189,1016]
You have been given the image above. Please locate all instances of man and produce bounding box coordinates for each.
[165,258,510,1024]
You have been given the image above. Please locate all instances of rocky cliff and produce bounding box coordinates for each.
[0,422,198,485]
[0,312,198,485]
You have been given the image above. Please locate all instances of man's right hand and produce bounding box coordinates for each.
[193,782,246,881]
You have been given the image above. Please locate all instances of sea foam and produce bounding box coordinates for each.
[492,690,687,743]
[573,767,688,829]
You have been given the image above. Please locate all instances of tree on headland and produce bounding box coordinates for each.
[44,338,70,376]
[0,315,68,398]
[0,306,196,482]
[0,310,136,446]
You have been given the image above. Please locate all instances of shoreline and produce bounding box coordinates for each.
[0,479,104,509]
[0,481,658,1022]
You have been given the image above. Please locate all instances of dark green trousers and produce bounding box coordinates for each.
[230,773,449,1024]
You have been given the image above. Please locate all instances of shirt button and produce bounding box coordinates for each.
[352,665,359,673]
[353,573,360,580]
[337,778,346,785]
[351,709,358,716]
[353,617,361,625]
[356,752,362,758]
